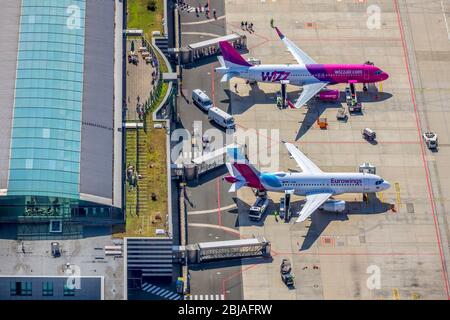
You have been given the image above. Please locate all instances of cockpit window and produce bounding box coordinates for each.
[375,179,384,185]
[374,70,383,75]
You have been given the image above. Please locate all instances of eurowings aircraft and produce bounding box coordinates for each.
[215,27,389,108]
[224,143,391,223]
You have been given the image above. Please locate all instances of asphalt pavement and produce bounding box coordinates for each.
[177,0,244,300]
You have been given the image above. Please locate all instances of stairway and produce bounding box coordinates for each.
[154,37,169,57]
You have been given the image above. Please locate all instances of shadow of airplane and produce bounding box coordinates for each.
[229,83,303,115]
[293,89,393,141]
[294,95,347,141]
[232,197,276,227]
[292,195,393,251]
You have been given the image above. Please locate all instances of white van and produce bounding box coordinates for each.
[192,89,213,112]
[208,107,235,130]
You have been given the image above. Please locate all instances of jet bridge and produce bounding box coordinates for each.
[182,236,271,264]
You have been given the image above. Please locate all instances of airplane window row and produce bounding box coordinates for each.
[283,183,360,186]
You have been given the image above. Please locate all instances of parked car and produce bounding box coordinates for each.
[51,242,61,258]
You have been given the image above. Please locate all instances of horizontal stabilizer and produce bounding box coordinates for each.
[229,180,246,192]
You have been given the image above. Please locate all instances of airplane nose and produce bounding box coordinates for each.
[381,72,389,81]
[382,181,391,190]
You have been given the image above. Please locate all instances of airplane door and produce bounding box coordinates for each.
[363,69,369,81]
[363,178,370,191]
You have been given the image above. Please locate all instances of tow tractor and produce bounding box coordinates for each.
[362,128,376,142]
[423,132,438,150]
[280,258,295,286]
[336,107,348,121]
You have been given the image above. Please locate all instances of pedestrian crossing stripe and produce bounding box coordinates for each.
[186,294,225,300]
[141,282,181,300]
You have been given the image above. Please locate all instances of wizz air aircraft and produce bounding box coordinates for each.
[224,143,391,223]
[215,27,389,108]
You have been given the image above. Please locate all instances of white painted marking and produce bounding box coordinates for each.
[142,283,151,290]
[441,0,450,40]
[181,15,225,25]
[182,31,222,38]
[149,286,159,294]
[167,293,179,300]
[188,223,240,235]
[220,294,225,300]
[188,204,237,215]
[155,288,165,295]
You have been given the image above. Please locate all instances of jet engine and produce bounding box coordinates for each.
[319,199,346,212]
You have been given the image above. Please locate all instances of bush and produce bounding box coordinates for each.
[147,0,156,11]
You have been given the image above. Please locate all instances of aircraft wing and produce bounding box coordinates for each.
[274,27,316,65]
[284,142,323,174]
[290,82,328,109]
[296,192,332,223]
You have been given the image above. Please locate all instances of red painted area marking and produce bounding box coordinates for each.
[211,64,215,106]
[394,0,450,299]
[216,178,222,226]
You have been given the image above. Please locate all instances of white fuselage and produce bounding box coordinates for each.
[245,65,320,86]
[259,172,389,196]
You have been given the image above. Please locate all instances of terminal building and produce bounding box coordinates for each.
[0,0,123,238]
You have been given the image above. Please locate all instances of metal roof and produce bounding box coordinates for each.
[79,0,115,201]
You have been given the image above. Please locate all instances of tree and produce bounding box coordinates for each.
[147,0,156,11]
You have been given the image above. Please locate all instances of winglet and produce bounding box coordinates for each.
[274,27,285,39]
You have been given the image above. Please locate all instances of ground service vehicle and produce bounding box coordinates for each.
[208,107,235,129]
[192,89,213,112]
[423,132,438,150]
[362,128,376,142]
[280,258,294,286]
[248,197,269,221]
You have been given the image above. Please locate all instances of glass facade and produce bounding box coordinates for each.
[8,0,86,199]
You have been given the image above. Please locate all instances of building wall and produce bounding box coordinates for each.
[0,276,103,300]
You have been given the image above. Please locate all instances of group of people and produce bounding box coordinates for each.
[177,1,217,19]
[241,21,254,33]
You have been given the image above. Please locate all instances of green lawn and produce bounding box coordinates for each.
[114,0,169,238]
[127,0,164,38]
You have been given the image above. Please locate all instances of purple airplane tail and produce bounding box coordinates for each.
[218,41,251,67]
